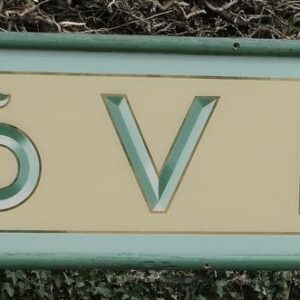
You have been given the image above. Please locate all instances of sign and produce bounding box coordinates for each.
[0,33,300,269]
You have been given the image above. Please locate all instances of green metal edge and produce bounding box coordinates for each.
[0,32,299,57]
[1,233,300,270]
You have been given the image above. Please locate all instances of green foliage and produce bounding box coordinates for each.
[0,270,300,299]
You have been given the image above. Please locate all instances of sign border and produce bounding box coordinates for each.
[1,233,300,270]
[0,32,299,57]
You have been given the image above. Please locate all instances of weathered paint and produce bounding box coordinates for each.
[0,32,300,57]
[1,234,300,270]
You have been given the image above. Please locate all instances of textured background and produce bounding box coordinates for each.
[0,0,299,38]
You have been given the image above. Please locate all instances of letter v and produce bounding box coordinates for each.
[103,95,218,212]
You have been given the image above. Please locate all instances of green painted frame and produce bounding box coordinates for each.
[0,33,300,270]
[1,234,300,270]
[0,32,300,57]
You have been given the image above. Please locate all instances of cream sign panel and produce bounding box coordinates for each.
[0,74,299,233]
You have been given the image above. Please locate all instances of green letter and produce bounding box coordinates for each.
[0,124,41,211]
[103,95,218,212]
